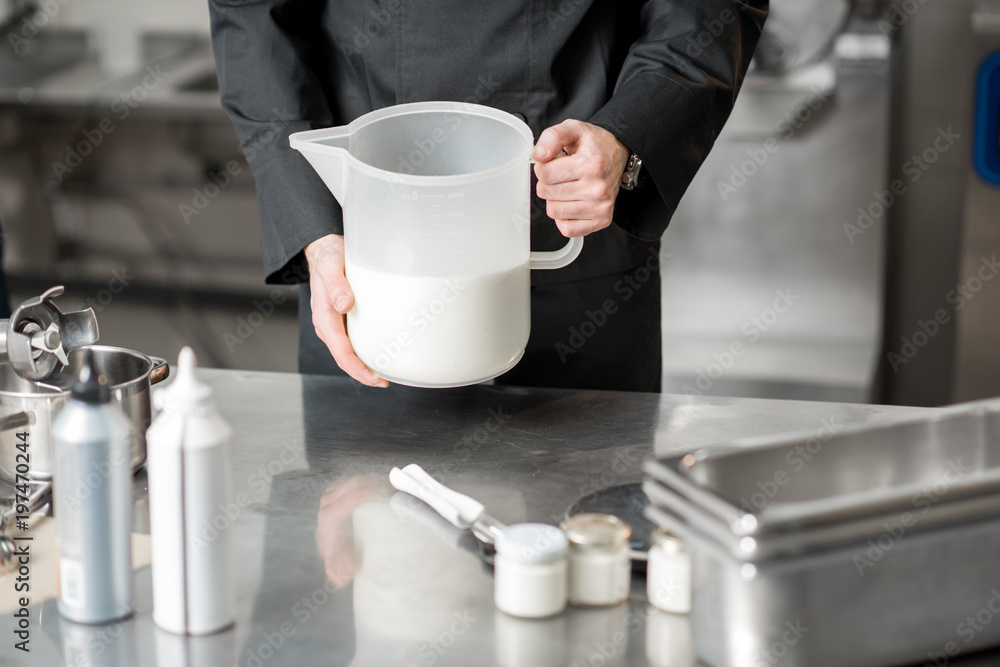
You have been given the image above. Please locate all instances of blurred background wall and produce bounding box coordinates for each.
[1,0,999,406]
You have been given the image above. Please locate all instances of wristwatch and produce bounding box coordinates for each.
[620,153,643,190]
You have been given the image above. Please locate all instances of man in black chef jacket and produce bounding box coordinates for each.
[208,1,767,393]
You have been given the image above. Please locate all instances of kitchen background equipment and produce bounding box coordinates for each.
[647,399,1000,552]
[643,396,1000,667]
[660,0,895,403]
[0,344,168,564]
[291,102,583,388]
[0,344,169,480]
[0,285,99,382]
[750,0,852,74]
[879,0,1000,405]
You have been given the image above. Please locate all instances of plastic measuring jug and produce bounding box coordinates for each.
[290,101,583,388]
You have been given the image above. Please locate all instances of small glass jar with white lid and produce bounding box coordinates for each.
[646,526,691,614]
[494,523,569,618]
[560,513,632,607]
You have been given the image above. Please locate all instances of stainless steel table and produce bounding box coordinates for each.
[3,369,997,666]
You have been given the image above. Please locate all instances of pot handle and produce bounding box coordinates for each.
[0,411,34,432]
[149,356,170,385]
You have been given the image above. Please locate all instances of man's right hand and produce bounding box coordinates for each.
[304,234,388,388]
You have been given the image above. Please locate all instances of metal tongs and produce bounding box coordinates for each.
[389,464,507,546]
[0,285,99,382]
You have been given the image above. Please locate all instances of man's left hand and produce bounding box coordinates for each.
[532,119,631,238]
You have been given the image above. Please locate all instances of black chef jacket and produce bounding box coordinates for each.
[208,0,767,286]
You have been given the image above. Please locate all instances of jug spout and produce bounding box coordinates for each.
[289,126,351,204]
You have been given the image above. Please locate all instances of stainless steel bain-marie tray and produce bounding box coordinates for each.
[643,397,1000,667]
[645,397,1000,547]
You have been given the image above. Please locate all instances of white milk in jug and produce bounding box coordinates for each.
[345,259,530,387]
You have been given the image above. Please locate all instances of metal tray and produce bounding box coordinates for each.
[644,501,1000,667]
[641,397,1000,667]
[643,475,1000,560]
[644,398,1000,539]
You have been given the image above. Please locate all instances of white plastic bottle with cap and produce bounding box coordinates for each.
[147,347,234,635]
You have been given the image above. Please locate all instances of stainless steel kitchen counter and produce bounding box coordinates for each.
[4,369,998,666]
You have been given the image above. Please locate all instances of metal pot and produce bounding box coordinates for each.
[0,345,169,481]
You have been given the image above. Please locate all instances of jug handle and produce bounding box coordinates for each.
[527,150,583,270]
[529,236,584,270]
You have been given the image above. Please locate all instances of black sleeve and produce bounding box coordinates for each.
[589,0,768,241]
[209,0,341,285]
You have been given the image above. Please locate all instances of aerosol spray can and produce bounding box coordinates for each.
[53,348,134,624]
[147,347,234,635]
